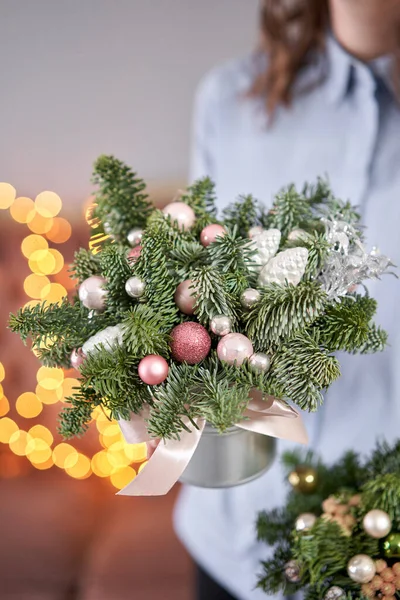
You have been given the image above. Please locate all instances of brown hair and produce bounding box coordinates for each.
[250,0,329,114]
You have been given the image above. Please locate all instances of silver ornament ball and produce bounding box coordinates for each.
[324,586,345,600]
[249,352,271,373]
[79,276,107,311]
[240,288,261,309]
[210,314,232,337]
[295,512,317,532]
[284,560,301,583]
[363,509,392,539]
[125,276,146,298]
[347,554,376,583]
[127,228,143,247]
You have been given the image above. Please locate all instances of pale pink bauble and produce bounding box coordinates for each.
[163,202,196,231]
[138,355,169,386]
[170,322,211,364]
[128,245,142,262]
[70,348,85,370]
[174,279,197,315]
[200,224,227,247]
[78,276,107,311]
[217,333,254,366]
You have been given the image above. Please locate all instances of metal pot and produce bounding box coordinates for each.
[179,423,277,488]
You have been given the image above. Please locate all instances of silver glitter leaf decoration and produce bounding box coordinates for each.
[258,247,309,287]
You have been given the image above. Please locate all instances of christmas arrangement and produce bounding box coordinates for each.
[257,440,400,600]
[9,156,392,494]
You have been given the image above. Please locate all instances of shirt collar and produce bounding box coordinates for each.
[324,34,398,106]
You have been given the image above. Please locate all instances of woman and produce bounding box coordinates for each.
[174,1,400,599]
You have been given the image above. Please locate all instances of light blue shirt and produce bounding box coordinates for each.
[174,37,400,600]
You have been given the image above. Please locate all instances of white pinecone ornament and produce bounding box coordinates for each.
[82,324,125,356]
[258,247,308,287]
[247,228,281,272]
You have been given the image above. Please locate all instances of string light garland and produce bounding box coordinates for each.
[0,183,146,489]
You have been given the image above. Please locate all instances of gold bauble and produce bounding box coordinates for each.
[288,466,318,494]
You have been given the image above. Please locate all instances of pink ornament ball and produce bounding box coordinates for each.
[128,245,142,262]
[138,355,169,386]
[200,224,227,247]
[70,348,85,370]
[170,322,211,365]
[163,202,196,231]
[174,279,197,315]
[78,276,107,311]
[217,333,254,366]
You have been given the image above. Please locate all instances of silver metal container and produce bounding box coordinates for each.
[180,424,277,488]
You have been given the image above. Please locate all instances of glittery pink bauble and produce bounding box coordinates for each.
[128,245,142,261]
[138,355,169,385]
[217,333,254,366]
[70,348,85,370]
[163,202,196,231]
[170,322,211,364]
[200,224,226,247]
[78,276,107,311]
[174,279,197,315]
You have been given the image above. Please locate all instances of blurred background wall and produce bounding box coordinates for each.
[0,2,259,599]
[1,0,258,212]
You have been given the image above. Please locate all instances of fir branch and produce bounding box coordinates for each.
[70,249,101,283]
[179,177,219,234]
[99,244,135,316]
[271,332,341,411]
[207,226,256,279]
[222,194,259,238]
[361,473,400,523]
[359,323,388,354]
[191,266,238,326]
[262,185,313,238]
[168,240,209,280]
[58,385,102,438]
[92,155,151,241]
[285,232,331,280]
[122,304,170,357]
[244,281,328,349]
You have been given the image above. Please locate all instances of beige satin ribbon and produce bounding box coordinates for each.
[117,391,308,496]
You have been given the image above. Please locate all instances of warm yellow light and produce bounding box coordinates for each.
[23,300,41,310]
[110,466,136,490]
[37,366,64,390]
[27,212,54,234]
[305,474,315,483]
[9,430,33,456]
[28,249,56,275]
[138,461,148,474]
[23,274,51,299]
[0,418,19,443]
[123,442,148,463]
[0,182,16,209]
[61,378,79,402]
[102,423,121,438]
[35,383,63,405]
[91,451,115,477]
[47,249,64,275]
[26,438,52,464]
[99,431,122,448]
[28,424,54,446]
[41,282,67,304]
[10,196,35,223]
[35,191,62,218]
[65,453,91,479]
[0,363,4,382]
[32,457,54,470]
[52,443,78,468]
[0,383,3,398]
[46,217,72,244]
[16,392,43,419]
[21,234,48,259]
[0,395,10,417]
[107,445,132,469]
[95,413,114,434]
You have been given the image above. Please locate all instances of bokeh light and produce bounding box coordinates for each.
[0,182,16,209]
[9,430,32,456]
[0,418,19,443]
[110,466,136,490]
[24,274,51,299]
[52,443,78,469]
[91,451,115,477]
[26,438,52,464]
[0,395,10,417]
[15,392,43,419]
[65,453,91,479]
[138,461,148,474]
[0,363,5,382]
[28,424,54,446]
[37,366,64,390]
[21,234,49,258]
[35,383,63,405]
[27,212,54,234]
[40,282,67,303]
[46,217,71,244]
[35,191,62,218]
[28,249,56,275]
[32,457,54,470]
[10,196,35,223]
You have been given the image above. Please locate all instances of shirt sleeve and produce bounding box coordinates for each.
[189,71,219,183]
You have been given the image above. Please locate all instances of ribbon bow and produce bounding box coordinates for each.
[117,390,308,496]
